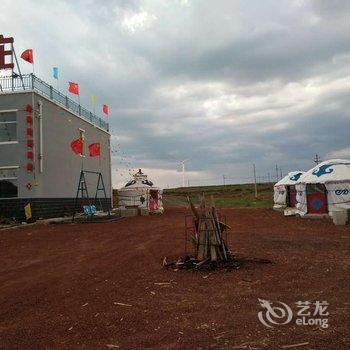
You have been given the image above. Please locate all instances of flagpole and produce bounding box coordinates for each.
[11,43,14,91]
[99,141,102,169]
[81,137,84,171]
[107,107,110,131]
[78,92,81,116]
[32,49,35,75]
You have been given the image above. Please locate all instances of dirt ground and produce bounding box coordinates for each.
[0,207,349,349]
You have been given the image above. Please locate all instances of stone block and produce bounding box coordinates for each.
[332,211,348,226]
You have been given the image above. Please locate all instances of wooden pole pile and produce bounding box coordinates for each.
[188,195,230,263]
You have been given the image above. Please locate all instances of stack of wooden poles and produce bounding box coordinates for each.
[188,195,230,264]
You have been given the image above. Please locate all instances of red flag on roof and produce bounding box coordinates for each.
[102,104,109,115]
[88,142,101,157]
[20,49,33,64]
[70,138,83,155]
[68,82,79,95]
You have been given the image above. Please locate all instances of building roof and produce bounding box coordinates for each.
[0,74,109,131]
[120,169,158,190]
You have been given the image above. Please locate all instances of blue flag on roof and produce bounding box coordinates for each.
[53,67,59,80]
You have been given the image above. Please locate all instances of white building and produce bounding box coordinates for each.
[0,74,111,219]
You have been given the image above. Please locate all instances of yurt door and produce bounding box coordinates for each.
[149,190,159,211]
[306,183,328,214]
[287,185,297,207]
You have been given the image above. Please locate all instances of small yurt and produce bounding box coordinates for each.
[295,159,350,216]
[118,169,163,213]
[273,171,304,210]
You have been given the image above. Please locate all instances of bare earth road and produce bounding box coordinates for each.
[0,207,349,349]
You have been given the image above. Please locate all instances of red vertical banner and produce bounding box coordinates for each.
[25,104,34,173]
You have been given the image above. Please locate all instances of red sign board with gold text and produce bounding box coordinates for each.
[0,35,14,70]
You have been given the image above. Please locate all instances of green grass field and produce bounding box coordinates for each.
[163,182,274,208]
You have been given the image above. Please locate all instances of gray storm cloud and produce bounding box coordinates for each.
[1,0,350,187]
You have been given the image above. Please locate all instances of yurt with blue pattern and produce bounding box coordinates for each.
[295,159,350,216]
[273,171,304,210]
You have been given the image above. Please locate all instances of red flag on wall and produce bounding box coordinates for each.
[102,104,109,115]
[70,138,83,155]
[88,143,100,157]
[21,49,33,64]
[68,82,79,95]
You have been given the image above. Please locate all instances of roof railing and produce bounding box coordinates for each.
[0,74,109,131]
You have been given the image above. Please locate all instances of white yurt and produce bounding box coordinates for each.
[118,169,163,213]
[295,159,350,216]
[273,171,304,210]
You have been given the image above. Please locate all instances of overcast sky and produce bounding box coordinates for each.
[2,0,350,188]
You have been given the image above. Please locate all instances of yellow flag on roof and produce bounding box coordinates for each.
[89,94,96,106]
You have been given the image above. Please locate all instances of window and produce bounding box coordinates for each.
[0,110,17,143]
[0,180,18,198]
[0,166,18,198]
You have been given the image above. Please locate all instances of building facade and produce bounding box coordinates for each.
[0,75,112,219]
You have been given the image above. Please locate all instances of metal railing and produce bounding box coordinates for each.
[0,74,109,131]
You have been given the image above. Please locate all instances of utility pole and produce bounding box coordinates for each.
[180,160,188,188]
[187,179,190,187]
[253,164,258,198]
[182,162,185,187]
[279,168,282,179]
[314,154,321,165]
[222,175,226,186]
[275,164,279,182]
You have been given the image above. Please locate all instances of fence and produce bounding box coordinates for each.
[0,74,109,131]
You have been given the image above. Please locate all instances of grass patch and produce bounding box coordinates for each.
[214,197,273,208]
[163,183,274,208]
